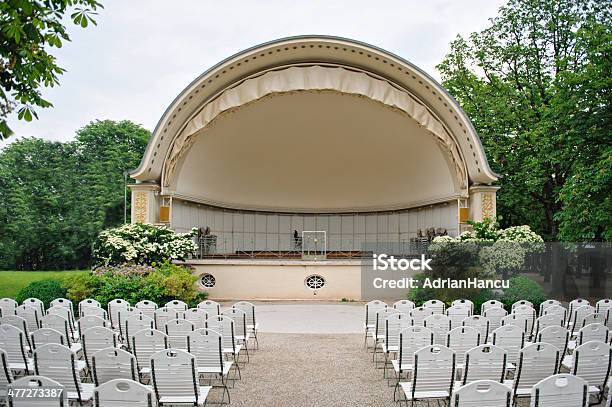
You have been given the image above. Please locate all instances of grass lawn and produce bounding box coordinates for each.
[0,270,88,298]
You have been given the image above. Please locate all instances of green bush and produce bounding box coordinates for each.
[499,276,546,311]
[15,279,67,308]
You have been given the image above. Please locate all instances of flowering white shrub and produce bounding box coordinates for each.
[93,223,197,267]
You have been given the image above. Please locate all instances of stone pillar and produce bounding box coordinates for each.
[468,185,500,222]
[128,183,160,224]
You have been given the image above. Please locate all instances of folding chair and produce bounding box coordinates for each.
[108,299,130,330]
[570,340,612,404]
[536,326,569,368]
[33,343,94,404]
[46,305,78,342]
[424,314,451,345]
[0,348,13,401]
[222,308,251,351]
[82,326,118,371]
[0,324,31,373]
[124,314,154,350]
[462,315,489,341]
[164,319,194,350]
[569,305,597,335]
[423,299,445,315]
[154,307,179,331]
[78,315,108,334]
[397,345,455,405]
[542,304,567,327]
[378,313,411,374]
[568,299,590,320]
[596,299,612,317]
[531,373,588,407]
[22,297,45,317]
[0,298,17,317]
[392,326,434,397]
[447,326,480,370]
[447,305,471,329]
[502,313,529,335]
[150,348,212,406]
[94,378,155,407]
[582,312,606,328]
[452,299,474,314]
[539,300,562,316]
[409,306,434,328]
[371,308,399,350]
[0,315,31,349]
[92,347,138,386]
[188,328,233,402]
[81,305,108,320]
[16,304,40,335]
[363,300,387,347]
[198,300,221,318]
[481,300,504,314]
[118,306,143,340]
[184,308,209,330]
[512,300,534,311]
[566,323,610,357]
[512,304,537,337]
[484,307,508,335]
[212,316,242,364]
[452,379,511,407]
[50,298,73,311]
[460,344,506,386]
[533,314,564,338]
[131,328,168,376]
[492,325,525,369]
[78,298,101,316]
[40,314,80,353]
[233,301,259,350]
[30,328,66,349]
[509,342,559,400]
[393,300,415,315]
[7,375,67,407]
[135,300,158,320]
[165,300,188,317]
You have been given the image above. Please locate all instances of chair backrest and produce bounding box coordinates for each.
[571,340,612,391]
[78,315,107,333]
[384,313,410,348]
[150,349,203,403]
[165,300,188,312]
[33,343,86,400]
[534,314,564,337]
[570,305,597,333]
[233,301,256,327]
[483,307,508,333]
[0,315,30,341]
[531,373,588,407]
[581,312,605,328]
[512,304,536,335]
[47,305,76,336]
[410,345,455,396]
[539,299,561,316]
[492,325,525,365]
[0,347,14,396]
[16,304,40,333]
[164,319,194,350]
[452,299,474,313]
[78,298,101,315]
[512,300,533,311]
[596,299,612,315]
[213,316,236,352]
[410,306,434,327]
[447,305,472,329]
[452,379,511,407]
[187,328,224,373]
[393,300,415,315]
[80,305,108,320]
[481,300,504,314]
[0,298,17,317]
[514,342,559,393]
[92,347,137,386]
[135,300,158,320]
[8,375,67,407]
[397,326,434,369]
[82,326,118,369]
[423,299,445,314]
[569,298,590,318]
[94,378,154,407]
[447,326,480,365]
[0,324,29,370]
[50,298,73,311]
[30,328,66,349]
[39,314,72,346]
[108,299,130,329]
[124,315,154,348]
[197,300,221,318]
[462,315,489,341]
[373,308,399,337]
[118,306,143,338]
[22,297,45,317]
[537,326,569,361]
[154,307,179,330]
[222,308,248,338]
[184,308,208,329]
[542,304,567,325]
[131,329,168,371]
[576,323,609,346]
[462,344,506,385]
[502,313,529,334]
[424,314,451,345]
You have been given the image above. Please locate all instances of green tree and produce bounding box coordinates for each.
[437,0,611,241]
[0,0,102,139]
[0,120,149,270]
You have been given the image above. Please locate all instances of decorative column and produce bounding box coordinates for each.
[468,185,500,222]
[128,183,160,224]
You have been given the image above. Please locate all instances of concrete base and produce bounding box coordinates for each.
[185,259,363,300]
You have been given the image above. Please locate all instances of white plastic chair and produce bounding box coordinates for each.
[409,306,434,327]
[393,300,415,315]
[570,340,612,403]
[0,298,17,317]
[452,299,474,314]
[198,300,221,318]
[596,299,612,316]
[212,316,242,363]
[462,315,489,341]
[567,323,610,355]
[512,304,537,337]
[118,306,143,340]
[78,298,101,315]
[184,308,209,330]
[510,342,560,399]
[364,300,387,346]
[0,315,31,348]
[22,297,45,317]
[481,300,504,314]
[542,304,567,326]
[164,319,194,350]
[94,378,155,407]
[392,326,434,389]
[15,304,40,334]
[539,300,561,316]
[423,299,445,314]
[398,345,455,404]
[530,373,588,407]
[0,348,14,400]
[512,300,534,311]
[108,299,130,330]
[484,307,508,334]
[536,326,569,365]
[33,343,94,403]
[222,307,251,350]
[135,300,158,320]
[187,328,233,402]
[447,326,480,367]
[7,375,67,407]
[154,307,179,331]
[81,305,108,320]
[30,328,66,349]
[130,328,168,375]
[424,314,451,345]
[569,305,597,334]
[582,312,605,329]
[502,313,530,334]
[568,298,590,319]
[460,344,506,385]
[452,379,511,407]
[50,298,73,311]
[124,314,154,350]
[40,314,80,352]
[46,305,77,341]
[492,325,525,368]
[447,305,471,329]
[165,300,188,314]
[533,314,564,338]
[371,308,399,349]
[82,326,118,370]
[78,315,108,334]
[378,313,411,373]
[0,324,31,373]
[150,348,212,406]
[233,301,259,349]
[92,347,137,386]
